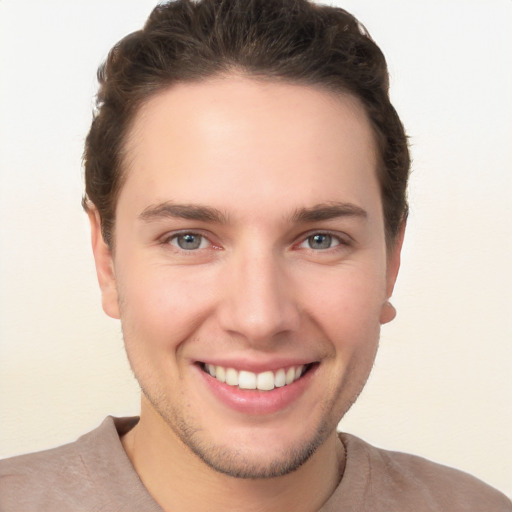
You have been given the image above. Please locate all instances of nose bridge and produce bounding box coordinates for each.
[218,240,299,342]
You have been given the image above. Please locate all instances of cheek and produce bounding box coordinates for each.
[117,263,217,352]
[303,264,386,342]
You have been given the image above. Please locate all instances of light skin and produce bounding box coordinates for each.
[89,75,403,511]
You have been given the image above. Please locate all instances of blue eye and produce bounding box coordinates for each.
[170,233,208,250]
[302,233,340,250]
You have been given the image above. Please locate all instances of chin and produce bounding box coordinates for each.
[176,422,331,479]
[145,386,335,479]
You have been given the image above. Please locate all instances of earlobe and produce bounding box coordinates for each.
[380,222,406,325]
[380,300,397,324]
[88,209,120,319]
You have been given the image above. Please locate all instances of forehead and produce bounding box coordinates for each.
[119,76,381,223]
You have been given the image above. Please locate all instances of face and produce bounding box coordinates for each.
[91,76,401,478]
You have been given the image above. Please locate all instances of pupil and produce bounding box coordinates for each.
[178,234,201,250]
[310,234,331,249]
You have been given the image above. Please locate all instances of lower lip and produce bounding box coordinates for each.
[196,364,317,415]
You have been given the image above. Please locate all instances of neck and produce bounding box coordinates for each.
[121,401,345,512]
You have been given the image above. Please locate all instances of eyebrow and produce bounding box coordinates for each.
[138,200,367,225]
[291,202,368,223]
[139,202,228,224]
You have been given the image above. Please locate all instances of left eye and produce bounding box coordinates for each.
[300,233,340,250]
[169,233,209,250]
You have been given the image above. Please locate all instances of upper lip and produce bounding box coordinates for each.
[196,357,317,373]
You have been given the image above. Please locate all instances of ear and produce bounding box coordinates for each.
[380,222,406,325]
[88,208,120,319]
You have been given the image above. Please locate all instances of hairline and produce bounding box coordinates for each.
[90,70,397,251]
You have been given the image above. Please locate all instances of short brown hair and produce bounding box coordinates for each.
[83,0,410,246]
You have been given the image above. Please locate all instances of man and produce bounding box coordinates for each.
[1,0,510,510]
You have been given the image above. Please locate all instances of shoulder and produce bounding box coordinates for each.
[335,433,512,512]
[0,436,93,511]
[0,416,143,512]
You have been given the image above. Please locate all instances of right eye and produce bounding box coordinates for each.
[302,233,340,250]
[298,232,344,251]
[168,233,210,251]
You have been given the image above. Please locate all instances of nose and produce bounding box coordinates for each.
[216,247,301,345]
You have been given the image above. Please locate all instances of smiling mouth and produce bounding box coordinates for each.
[199,363,316,391]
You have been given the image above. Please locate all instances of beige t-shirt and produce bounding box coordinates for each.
[1,417,510,511]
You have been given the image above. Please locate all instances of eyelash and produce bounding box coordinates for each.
[160,230,351,253]
[161,231,214,252]
[297,231,349,251]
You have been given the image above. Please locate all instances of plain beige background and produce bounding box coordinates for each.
[1,0,511,497]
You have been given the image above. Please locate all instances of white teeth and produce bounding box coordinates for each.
[205,364,308,391]
[215,366,225,383]
[257,371,275,391]
[239,370,257,390]
[274,368,286,388]
[285,367,296,385]
[225,368,238,386]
